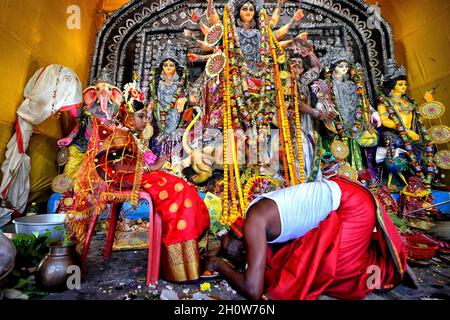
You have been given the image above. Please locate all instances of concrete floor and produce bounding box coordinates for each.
[36,232,450,301]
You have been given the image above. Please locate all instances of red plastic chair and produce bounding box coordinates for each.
[81,190,162,285]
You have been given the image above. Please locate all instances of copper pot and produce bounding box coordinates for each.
[35,242,80,292]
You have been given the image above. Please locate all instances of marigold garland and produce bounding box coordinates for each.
[221,6,231,224]
[290,64,306,183]
[219,7,309,225]
[265,11,298,185]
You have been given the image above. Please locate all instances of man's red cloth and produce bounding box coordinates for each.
[263,176,407,300]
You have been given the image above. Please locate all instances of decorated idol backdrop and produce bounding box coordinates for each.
[89,0,396,107]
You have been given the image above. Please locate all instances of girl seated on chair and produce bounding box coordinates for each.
[74,83,210,283]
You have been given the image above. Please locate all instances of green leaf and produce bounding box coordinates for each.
[53,225,64,231]
[13,278,30,290]
[32,231,40,238]
[46,237,59,244]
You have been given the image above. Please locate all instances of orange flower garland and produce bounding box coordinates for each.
[265,11,298,185]
[221,6,246,226]
[290,64,306,183]
[221,6,231,224]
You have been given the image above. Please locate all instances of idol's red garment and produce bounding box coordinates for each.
[263,176,406,300]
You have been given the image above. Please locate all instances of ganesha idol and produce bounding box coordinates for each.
[56,68,123,181]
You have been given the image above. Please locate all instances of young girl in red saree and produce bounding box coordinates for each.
[69,84,210,283]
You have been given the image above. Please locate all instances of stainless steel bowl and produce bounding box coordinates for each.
[13,214,66,239]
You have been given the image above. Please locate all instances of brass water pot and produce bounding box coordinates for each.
[35,242,80,292]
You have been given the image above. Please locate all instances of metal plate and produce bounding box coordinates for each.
[331,140,349,160]
[51,174,73,194]
[435,150,450,170]
[428,125,450,144]
[418,101,445,119]
[56,147,69,166]
[337,163,358,181]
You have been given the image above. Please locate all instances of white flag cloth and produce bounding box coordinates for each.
[0,64,82,223]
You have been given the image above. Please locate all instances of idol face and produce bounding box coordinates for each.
[134,109,148,132]
[333,61,349,78]
[392,80,408,96]
[239,2,255,24]
[161,59,176,78]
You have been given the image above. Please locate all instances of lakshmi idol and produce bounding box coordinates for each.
[377,59,437,189]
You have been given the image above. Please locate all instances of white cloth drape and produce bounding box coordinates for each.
[0,64,82,223]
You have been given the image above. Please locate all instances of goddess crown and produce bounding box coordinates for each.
[93,67,114,85]
[229,0,264,15]
[382,58,407,82]
[154,40,186,68]
[321,47,354,68]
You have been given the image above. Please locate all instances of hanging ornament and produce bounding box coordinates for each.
[435,150,450,170]
[427,125,450,144]
[331,140,349,160]
[337,163,359,181]
[205,23,224,47]
[206,52,226,78]
[418,101,445,119]
[51,174,73,194]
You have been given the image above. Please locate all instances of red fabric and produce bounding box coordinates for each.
[264,176,406,300]
[35,65,48,84]
[128,171,210,246]
[15,120,24,154]
[59,102,83,112]
[230,217,244,239]
[246,77,262,94]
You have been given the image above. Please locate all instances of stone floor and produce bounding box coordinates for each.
[35,232,450,301]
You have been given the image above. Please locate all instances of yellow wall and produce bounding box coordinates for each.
[368,0,450,105]
[0,0,98,203]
